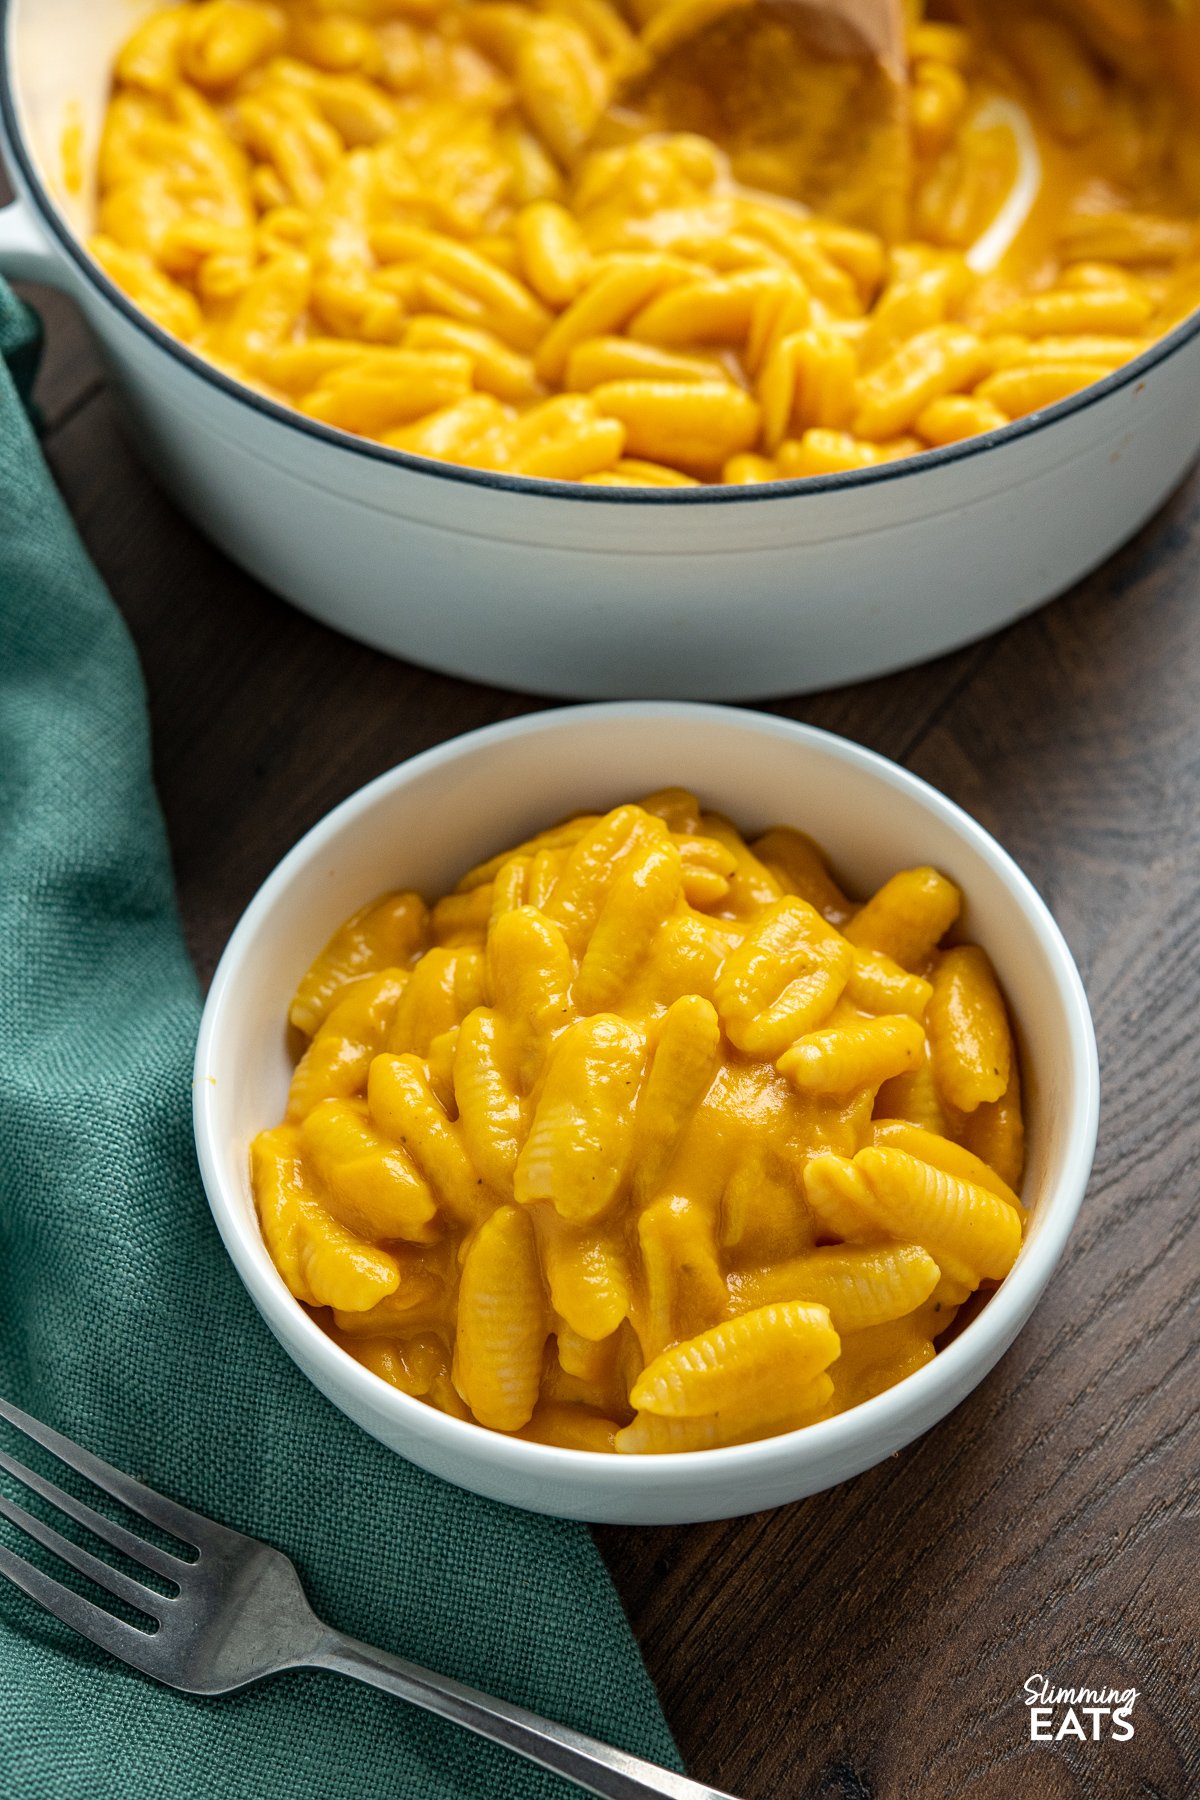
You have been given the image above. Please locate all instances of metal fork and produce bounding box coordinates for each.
[0,1397,739,1800]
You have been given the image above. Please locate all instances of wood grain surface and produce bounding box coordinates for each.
[11,255,1200,1800]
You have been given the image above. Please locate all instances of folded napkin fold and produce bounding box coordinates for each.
[0,279,681,1799]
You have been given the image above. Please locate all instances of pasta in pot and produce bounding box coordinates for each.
[89,0,1200,486]
[251,793,1028,1454]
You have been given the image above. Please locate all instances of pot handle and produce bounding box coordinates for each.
[0,191,67,286]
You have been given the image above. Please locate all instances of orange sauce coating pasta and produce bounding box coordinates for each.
[251,793,1028,1453]
[89,0,1200,486]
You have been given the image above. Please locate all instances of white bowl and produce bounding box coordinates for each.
[193,704,1099,1523]
[4,0,1200,698]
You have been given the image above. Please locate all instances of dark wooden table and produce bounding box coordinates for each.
[15,263,1199,1800]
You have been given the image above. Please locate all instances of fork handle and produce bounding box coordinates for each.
[305,1629,741,1800]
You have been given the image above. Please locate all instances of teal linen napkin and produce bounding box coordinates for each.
[0,280,682,1799]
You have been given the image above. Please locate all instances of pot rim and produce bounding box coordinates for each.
[4,0,1200,508]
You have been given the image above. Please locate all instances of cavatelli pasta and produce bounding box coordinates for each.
[730,1243,940,1332]
[715,897,852,1057]
[252,1127,401,1312]
[289,892,428,1034]
[452,1204,547,1430]
[95,0,1200,487]
[514,1013,646,1220]
[925,945,1015,1112]
[253,797,1029,1451]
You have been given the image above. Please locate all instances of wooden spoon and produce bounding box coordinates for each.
[598,0,911,239]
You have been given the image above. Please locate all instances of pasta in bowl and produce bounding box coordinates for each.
[193,706,1099,1520]
[253,794,1028,1454]
[90,0,1200,487]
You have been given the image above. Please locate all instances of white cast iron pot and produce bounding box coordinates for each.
[3,0,1199,700]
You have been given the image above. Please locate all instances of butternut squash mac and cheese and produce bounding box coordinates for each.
[92,0,1200,486]
[252,794,1027,1453]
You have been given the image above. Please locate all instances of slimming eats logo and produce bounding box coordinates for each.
[1025,1673,1138,1741]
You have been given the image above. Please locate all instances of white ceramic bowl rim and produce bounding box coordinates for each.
[4,7,1200,509]
[194,702,1100,1490]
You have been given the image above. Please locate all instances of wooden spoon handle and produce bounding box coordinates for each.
[771,0,906,78]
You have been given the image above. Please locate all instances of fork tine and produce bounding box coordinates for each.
[0,1397,213,1553]
[0,1542,171,1679]
[0,1447,186,1583]
[0,1492,169,1621]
